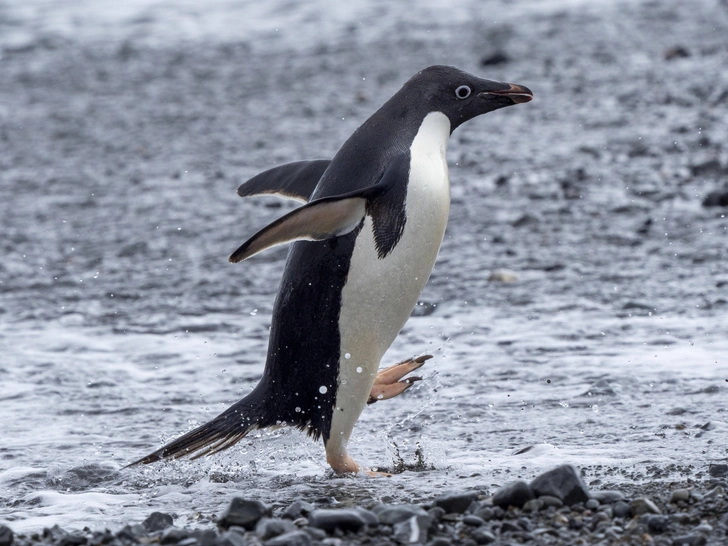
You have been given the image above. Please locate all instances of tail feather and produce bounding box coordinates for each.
[127,403,259,467]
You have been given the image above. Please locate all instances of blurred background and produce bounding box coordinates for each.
[1,0,727,533]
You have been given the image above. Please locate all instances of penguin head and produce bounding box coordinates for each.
[406,65,533,131]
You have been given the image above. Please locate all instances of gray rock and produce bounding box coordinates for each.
[491,480,534,509]
[612,501,631,518]
[255,519,296,540]
[374,505,429,525]
[264,530,312,546]
[647,515,669,533]
[538,495,563,509]
[709,463,728,477]
[302,528,326,541]
[143,512,175,533]
[59,536,88,546]
[282,501,315,520]
[590,490,625,504]
[472,507,494,521]
[670,489,690,503]
[218,499,272,531]
[307,509,368,533]
[393,515,430,544]
[529,465,590,506]
[585,499,600,510]
[522,499,543,513]
[672,536,706,546]
[178,538,199,546]
[161,528,191,544]
[427,507,446,520]
[630,497,661,516]
[352,508,379,527]
[471,527,496,545]
[215,531,247,546]
[462,515,485,527]
[196,529,218,546]
[433,491,479,514]
[117,524,148,540]
[693,523,712,533]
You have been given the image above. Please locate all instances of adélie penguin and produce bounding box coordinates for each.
[130,65,532,474]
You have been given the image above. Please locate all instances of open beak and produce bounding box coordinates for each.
[481,83,533,104]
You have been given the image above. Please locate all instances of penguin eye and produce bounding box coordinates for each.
[455,85,472,100]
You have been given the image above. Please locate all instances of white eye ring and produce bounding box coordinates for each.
[455,85,472,99]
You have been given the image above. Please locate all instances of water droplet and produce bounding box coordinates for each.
[345,353,351,359]
[295,407,301,413]
[559,401,569,408]
[250,309,258,316]
[319,386,327,394]
[592,405,599,413]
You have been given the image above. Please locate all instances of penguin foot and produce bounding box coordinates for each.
[367,354,431,404]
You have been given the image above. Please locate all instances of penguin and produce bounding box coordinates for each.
[130,65,532,474]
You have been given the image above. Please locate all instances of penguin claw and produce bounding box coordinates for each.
[367,355,430,404]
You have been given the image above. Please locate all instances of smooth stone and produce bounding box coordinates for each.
[374,505,429,525]
[143,512,174,533]
[196,529,218,546]
[215,531,247,546]
[630,497,661,516]
[393,515,430,544]
[529,464,590,506]
[522,499,543,513]
[352,508,379,527]
[462,515,485,527]
[670,489,690,503]
[427,507,446,521]
[612,501,631,518]
[585,499,600,510]
[693,523,712,533]
[307,509,368,533]
[672,536,706,546]
[178,538,199,546]
[591,490,625,504]
[491,480,534,509]
[255,519,296,540]
[218,499,271,531]
[282,501,315,520]
[471,527,496,545]
[303,528,326,541]
[709,463,728,477]
[433,491,479,514]
[264,530,312,546]
[161,528,190,544]
[500,521,520,533]
[472,507,494,521]
[59,536,87,546]
[647,515,669,533]
[538,495,563,509]
[117,524,147,540]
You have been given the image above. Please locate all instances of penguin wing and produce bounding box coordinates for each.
[236,160,331,203]
[229,154,408,263]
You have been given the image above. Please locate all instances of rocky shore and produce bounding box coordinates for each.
[3,465,727,546]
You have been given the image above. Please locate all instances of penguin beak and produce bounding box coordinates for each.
[480,83,533,104]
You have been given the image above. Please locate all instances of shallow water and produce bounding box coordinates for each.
[1,0,728,534]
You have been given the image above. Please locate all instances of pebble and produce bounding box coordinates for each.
[374,505,429,525]
[433,491,479,514]
[218,498,271,531]
[471,527,496,545]
[161,528,190,544]
[530,464,591,506]
[215,531,246,546]
[462,515,485,527]
[264,530,312,546]
[647,515,669,533]
[612,501,631,518]
[393,515,430,544]
[282,501,315,520]
[307,509,368,533]
[630,497,661,516]
[591,490,625,504]
[256,518,296,540]
[491,480,534,509]
[538,495,563,509]
[585,499,600,510]
[670,489,690,503]
[672,535,706,546]
[522,499,543,513]
[143,512,174,533]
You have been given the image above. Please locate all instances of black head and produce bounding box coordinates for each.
[400,65,532,132]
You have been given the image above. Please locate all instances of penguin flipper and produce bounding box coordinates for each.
[229,154,408,263]
[237,160,331,203]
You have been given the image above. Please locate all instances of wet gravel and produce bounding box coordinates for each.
[5,464,728,545]
[2,0,728,540]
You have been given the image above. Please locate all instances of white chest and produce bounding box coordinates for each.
[328,112,451,448]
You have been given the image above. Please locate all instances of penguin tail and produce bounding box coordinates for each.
[126,398,261,467]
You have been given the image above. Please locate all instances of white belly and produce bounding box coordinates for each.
[329,112,451,451]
